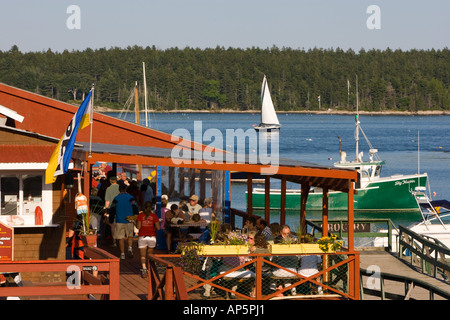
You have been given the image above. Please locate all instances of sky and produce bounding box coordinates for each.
[0,0,448,53]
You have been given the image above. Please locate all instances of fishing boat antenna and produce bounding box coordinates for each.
[417,130,420,187]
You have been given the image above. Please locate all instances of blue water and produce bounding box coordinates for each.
[108,112,450,228]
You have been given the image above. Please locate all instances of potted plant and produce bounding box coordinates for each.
[200,230,249,255]
[78,212,97,247]
[209,219,220,244]
[270,234,325,254]
[177,241,203,274]
[317,234,342,252]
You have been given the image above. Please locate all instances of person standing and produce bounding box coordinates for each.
[118,172,131,189]
[112,185,135,259]
[135,201,160,278]
[104,176,120,244]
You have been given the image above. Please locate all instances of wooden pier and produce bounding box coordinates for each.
[359,249,450,300]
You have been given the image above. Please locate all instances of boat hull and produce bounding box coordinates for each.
[247,174,428,212]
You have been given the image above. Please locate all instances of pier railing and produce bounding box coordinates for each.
[398,225,450,280]
[0,247,120,300]
[147,251,360,300]
[360,268,450,300]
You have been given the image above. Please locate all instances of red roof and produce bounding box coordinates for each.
[0,145,55,163]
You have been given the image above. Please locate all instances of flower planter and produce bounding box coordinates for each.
[80,234,97,247]
[270,243,330,254]
[198,245,249,255]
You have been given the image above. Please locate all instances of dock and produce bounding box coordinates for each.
[359,249,450,300]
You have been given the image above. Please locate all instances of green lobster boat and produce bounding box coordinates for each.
[248,172,428,212]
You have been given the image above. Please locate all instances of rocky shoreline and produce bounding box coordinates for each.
[94,106,450,116]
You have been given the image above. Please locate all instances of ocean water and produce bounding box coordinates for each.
[107,112,450,228]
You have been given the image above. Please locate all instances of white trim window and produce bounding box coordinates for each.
[0,169,53,227]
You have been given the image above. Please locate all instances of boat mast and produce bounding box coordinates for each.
[355,75,360,162]
[143,62,149,127]
[135,81,139,124]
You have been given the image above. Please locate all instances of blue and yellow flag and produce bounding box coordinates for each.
[45,89,93,184]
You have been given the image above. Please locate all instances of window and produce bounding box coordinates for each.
[1,176,19,215]
[0,174,43,216]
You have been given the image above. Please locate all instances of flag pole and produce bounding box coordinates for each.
[88,84,95,158]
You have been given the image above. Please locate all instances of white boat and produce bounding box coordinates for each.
[375,187,450,250]
[254,75,281,131]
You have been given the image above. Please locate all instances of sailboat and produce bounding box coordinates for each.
[248,77,429,212]
[254,75,281,131]
[118,62,151,127]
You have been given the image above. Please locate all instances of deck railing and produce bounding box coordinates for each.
[399,225,450,280]
[360,267,450,300]
[0,247,120,300]
[148,251,360,300]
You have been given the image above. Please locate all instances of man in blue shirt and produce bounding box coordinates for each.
[112,185,136,259]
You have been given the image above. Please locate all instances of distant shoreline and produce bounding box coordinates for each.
[94,106,450,116]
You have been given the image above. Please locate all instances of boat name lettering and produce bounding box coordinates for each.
[395,179,416,186]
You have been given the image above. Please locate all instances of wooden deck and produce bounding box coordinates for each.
[359,250,450,300]
[97,239,151,300]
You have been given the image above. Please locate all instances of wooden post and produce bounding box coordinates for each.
[280,176,287,226]
[322,187,329,238]
[169,167,175,197]
[109,258,121,300]
[178,168,185,197]
[347,179,359,299]
[189,168,195,197]
[247,173,253,217]
[264,176,270,222]
[200,169,206,201]
[347,180,355,251]
[300,183,310,236]
[165,268,174,300]
[322,187,330,284]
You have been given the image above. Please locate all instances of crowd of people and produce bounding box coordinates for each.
[76,163,322,288]
[87,164,218,277]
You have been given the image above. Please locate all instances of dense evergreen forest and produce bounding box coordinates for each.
[0,45,448,112]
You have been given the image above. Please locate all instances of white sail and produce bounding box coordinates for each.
[255,75,280,130]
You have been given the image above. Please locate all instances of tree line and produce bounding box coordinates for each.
[0,45,448,112]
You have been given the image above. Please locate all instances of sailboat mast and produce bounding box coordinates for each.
[135,81,139,124]
[355,75,360,161]
[143,62,149,127]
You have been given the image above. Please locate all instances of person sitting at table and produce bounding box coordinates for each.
[271,225,300,295]
[242,216,257,234]
[187,194,202,217]
[198,197,215,223]
[178,199,190,220]
[186,213,206,240]
[163,204,184,253]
